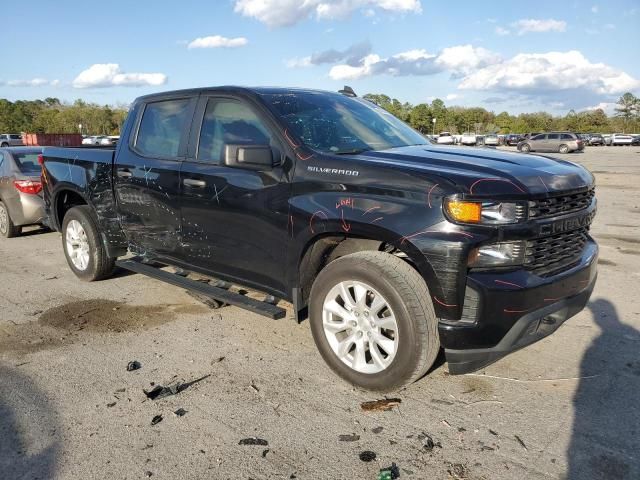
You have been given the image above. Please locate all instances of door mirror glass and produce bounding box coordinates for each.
[224,144,273,170]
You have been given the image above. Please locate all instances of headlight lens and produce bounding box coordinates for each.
[444,197,526,225]
[468,241,526,267]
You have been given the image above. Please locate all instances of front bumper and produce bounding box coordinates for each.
[440,239,598,374]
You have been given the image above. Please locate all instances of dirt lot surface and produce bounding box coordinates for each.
[1,146,639,480]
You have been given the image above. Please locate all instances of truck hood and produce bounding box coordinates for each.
[354,144,594,196]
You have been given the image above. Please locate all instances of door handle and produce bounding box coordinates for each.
[116,168,132,178]
[183,178,207,188]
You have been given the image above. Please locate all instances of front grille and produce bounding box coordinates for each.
[525,227,589,276]
[529,188,595,219]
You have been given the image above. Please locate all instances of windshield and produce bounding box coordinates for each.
[13,152,41,173]
[260,91,428,154]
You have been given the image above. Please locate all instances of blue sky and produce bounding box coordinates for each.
[1,0,639,114]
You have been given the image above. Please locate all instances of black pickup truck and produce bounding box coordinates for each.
[41,87,598,391]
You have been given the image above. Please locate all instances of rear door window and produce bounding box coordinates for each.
[135,98,191,158]
[548,133,560,140]
[561,133,574,140]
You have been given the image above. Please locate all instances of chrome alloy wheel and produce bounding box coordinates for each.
[66,219,90,271]
[322,281,399,374]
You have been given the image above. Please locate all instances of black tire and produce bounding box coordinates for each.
[520,143,531,153]
[559,144,569,154]
[0,201,21,238]
[309,251,439,391]
[61,205,115,281]
[0,143,8,147]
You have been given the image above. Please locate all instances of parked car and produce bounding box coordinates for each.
[588,134,604,146]
[518,132,584,154]
[602,134,613,146]
[0,147,46,237]
[82,135,107,145]
[41,86,597,390]
[459,132,477,146]
[483,134,499,146]
[611,133,633,146]
[0,134,24,147]
[100,136,120,146]
[631,135,640,146]
[436,131,454,145]
[504,134,522,146]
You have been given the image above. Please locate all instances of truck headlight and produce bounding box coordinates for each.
[444,197,526,225]
[468,241,525,267]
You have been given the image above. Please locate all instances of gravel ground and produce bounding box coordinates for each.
[1,146,639,480]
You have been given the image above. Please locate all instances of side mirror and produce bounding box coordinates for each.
[224,144,274,170]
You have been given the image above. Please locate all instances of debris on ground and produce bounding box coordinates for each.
[447,463,468,479]
[173,408,187,417]
[262,449,269,458]
[106,402,116,408]
[514,435,528,450]
[143,375,210,400]
[211,356,225,364]
[250,381,260,393]
[127,360,142,371]
[359,451,377,462]
[378,462,400,480]
[238,437,269,446]
[441,420,451,428]
[361,398,402,412]
[489,429,498,436]
[144,471,153,478]
[372,426,384,434]
[151,415,163,426]
[186,290,225,309]
[418,432,442,451]
[338,433,360,442]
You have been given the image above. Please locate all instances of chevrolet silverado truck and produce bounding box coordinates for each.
[40,87,598,391]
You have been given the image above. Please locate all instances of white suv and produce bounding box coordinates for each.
[460,132,477,146]
[436,132,454,145]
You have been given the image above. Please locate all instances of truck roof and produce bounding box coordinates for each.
[134,86,342,103]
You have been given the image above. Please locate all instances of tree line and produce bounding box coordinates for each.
[0,92,638,136]
[363,91,640,135]
[0,98,128,135]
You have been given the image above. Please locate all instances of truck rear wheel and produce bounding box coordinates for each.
[309,251,439,391]
[62,206,115,281]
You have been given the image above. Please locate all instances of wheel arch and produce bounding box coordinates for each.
[293,230,441,321]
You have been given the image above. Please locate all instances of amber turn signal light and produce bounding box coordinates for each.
[445,200,482,223]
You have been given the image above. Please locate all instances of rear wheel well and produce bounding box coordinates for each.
[56,190,87,229]
[298,235,417,310]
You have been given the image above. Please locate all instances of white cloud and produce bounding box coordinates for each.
[234,0,422,28]
[587,102,616,114]
[435,45,501,76]
[512,18,567,35]
[285,56,313,68]
[495,26,510,36]
[187,35,248,49]
[72,64,167,88]
[445,93,460,101]
[2,78,59,87]
[591,5,598,13]
[328,44,500,79]
[458,50,639,95]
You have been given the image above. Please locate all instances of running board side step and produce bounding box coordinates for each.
[115,258,287,320]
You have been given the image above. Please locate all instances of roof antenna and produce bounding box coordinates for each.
[338,85,357,97]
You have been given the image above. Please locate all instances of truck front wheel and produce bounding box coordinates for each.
[62,206,115,281]
[309,251,439,391]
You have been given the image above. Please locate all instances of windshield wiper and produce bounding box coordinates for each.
[333,148,371,155]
